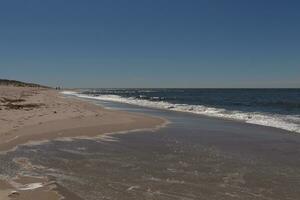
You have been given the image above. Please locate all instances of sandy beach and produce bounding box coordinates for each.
[0,86,165,200]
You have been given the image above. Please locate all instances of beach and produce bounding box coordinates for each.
[0,86,165,200]
[1,0,299,199]
[1,86,300,200]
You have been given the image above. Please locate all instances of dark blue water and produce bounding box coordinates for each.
[67,89,300,133]
[82,89,300,115]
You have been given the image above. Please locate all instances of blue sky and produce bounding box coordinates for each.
[0,0,299,88]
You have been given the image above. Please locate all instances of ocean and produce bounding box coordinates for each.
[64,89,300,133]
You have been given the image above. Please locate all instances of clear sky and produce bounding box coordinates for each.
[0,0,299,88]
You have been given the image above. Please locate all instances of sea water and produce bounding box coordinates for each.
[63,89,300,133]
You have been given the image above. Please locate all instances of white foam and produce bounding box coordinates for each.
[62,91,300,133]
[18,183,44,190]
[61,91,78,95]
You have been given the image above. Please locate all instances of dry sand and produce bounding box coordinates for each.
[0,86,166,200]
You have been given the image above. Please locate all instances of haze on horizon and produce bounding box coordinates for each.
[0,0,299,88]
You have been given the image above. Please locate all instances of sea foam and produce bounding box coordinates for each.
[62,91,300,133]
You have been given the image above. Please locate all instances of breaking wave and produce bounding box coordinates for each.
[62,91,300,133]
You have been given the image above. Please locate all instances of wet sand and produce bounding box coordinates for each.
[0,176,62,200]
[10,99,296,200]
[0,86,165,199]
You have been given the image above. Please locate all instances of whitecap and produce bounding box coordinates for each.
[62,91,300,133]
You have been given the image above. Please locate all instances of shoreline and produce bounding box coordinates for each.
[1,86,299,200]
[63,91,300,134]
[0,86,166,200]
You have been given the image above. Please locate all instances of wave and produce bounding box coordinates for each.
[62,91,300,133]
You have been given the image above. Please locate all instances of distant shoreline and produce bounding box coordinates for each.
[0,79,49,88]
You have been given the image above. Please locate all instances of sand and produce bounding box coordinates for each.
[0,176,62,200]
[0,86,165,200]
